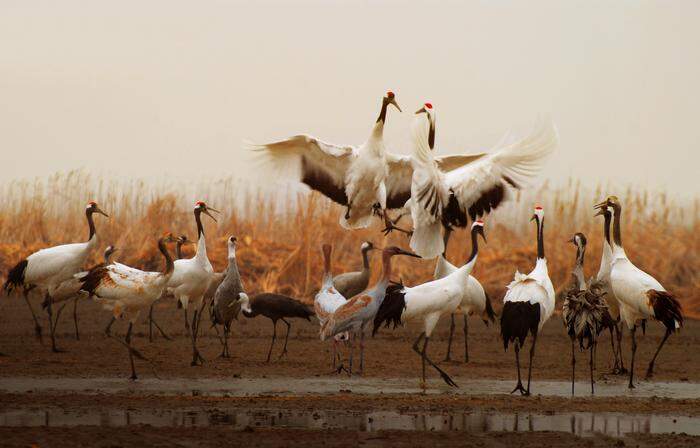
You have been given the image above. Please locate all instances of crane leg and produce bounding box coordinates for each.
[628,325,637,389]
[72,297,80,340]
[148,303,155,342]
[46,294,65,353]
[279,318,291,359]
[645,328,671,379]
[510,340,527,395]
[571,338,576,396]
[412,332,458,388]
[463,314,469,363]
[223,323,231,358]
[184,308,191,337]
[609,326,618,373]
[525,332,537,396]
[126,322,137,380]
[23,288,43,343]
[190,309,205,366]
[266,320,277,363]
[348,333,355,375]
[443,314,455,362]
[105,316,116,336]
[590,343,595,395]
[358,330,365,375]
[616,323,628,374]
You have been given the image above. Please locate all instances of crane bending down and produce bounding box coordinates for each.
[385,104,558,259]
[211,236,243,358]
[166,201,219,366]
[320,246,421,374]
[374,221,486,387]
[500,205,555,396]
[81,233,178,379]
[4,201,109,352]
[595,196,683,389]
[561,233,615,395]
[435,228,496,363]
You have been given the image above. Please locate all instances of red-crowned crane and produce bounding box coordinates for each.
[320,246,421,374]
[435,228,496,363]
[249,92,403,229]
[374,221,486,387]
[561,233,615,395]
[385,104,558,259]
[500,205,555,396]
[166,201,219,366]
[595,196,683,389]
[4,201,109,352]
[80,233,178,379]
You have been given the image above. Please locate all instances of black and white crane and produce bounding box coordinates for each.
[238,292,314,362]
[4,201,109,352]
[561,232,615,395]
[435,228,496,363]
[374,221,486,387]
[500,205,555,396]
[211,236,243,358]
[81,233,178,379]
[595,196,683,389]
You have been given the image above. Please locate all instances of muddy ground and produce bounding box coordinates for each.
[1,296,699,447]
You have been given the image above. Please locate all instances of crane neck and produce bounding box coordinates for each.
[612,204,623,248]
[175,242,185,260]
[603,211,612,246]
[361,248,371,270]
[573,244,586,290]
[86,209,97,241]
[322,245,332,283]
[535,216,545,260]
[442,228,452,257]
[466,228,480,265]
[158,239,174,275]
[375,98,390,124]
[194,209,208,259]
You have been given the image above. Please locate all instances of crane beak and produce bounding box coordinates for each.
[397,248,421,259]
[389,98,402,112]
[95,207,109,218]
[593,200,608,209]
[530,214,537,222]
[479,229,487,244]
[594,208,606,217]
[203,206,220,222]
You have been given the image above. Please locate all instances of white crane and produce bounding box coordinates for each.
[373,221,487,387]
[314,244,349,370]
[4,201,109,352]
[320,246,421,374]
[594,196,683,389]
[590,204,626,374]
[166,201,219,366]
[500,205,555,396]
[249,91,403,229]
[435,228,496,363]
[80,233,178,379]
[385,104,558,259]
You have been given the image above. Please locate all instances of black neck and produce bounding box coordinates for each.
[442,228,452,257]
[194,209,204,239]
[603,211,612,245]
[361,249,370,270]
[428,121,435,149]
[536,216,545,259]
[158,239,174,275]
[176,242,184,260]
[376,98,389,124]
[612,205,622,247]
[104,250,113,264]
[86,210,96,240]
[466,228,480,264]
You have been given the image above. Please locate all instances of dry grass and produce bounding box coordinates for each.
[1,171,698,318]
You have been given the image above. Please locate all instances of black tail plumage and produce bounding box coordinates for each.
[372,283,406,336]
[78,266,108,297]
[484,291,497,324]
[647,290,683,333]
[500,301,540,350]
[4,259,28,295]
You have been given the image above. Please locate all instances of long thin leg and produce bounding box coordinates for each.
[266,320,277,363]
[617,323,627,374]
[105,316,116,336]
[526,332,538,395]
[358,329,365,374]
[412,332,458,388]
[279,318,291,359]
[443,314,455,362]
[609,326,618,373]
[463,314,469,363]
[190,309,203,366]
[46,294,63,353]
[22,288,43,342]
[72,297,80,340]
[148,303,155,342]
[184,307,190,337]
[511,341,526,395]
[590,343,595,395]
[628,325,637,389]
[646,328,672,378]
[412,332,427,386]
[571,338,576,396]
[348,332,355,375]
[126,322,137,380]
[223,323,231,358]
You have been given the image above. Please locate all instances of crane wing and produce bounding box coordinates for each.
[445,120,558,220]
[247,134,356,205]
[385,153,414,209]
[434,153,486,172]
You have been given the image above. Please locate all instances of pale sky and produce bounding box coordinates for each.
[1,0,698,199]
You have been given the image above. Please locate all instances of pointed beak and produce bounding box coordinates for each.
[389,98,402,112]
[593,200,608,209]
[530,214,537,222]
[567,237,575,244]
[594,208,606,217]
[397,248,421,259]
[203,206,219,222]
[95,207,109,218]
[479,229,487,244]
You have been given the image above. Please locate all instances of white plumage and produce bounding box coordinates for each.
[314,244,349,370]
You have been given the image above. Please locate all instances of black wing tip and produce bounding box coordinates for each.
[4,259,28,293]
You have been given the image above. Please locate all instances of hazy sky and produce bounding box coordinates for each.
[1,0,698,199]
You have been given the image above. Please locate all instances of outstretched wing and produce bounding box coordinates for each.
[385,153,414,209]
[247,134,356,205]
[445,120,558,220]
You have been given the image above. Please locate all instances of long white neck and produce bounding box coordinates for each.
[411,115,433,165]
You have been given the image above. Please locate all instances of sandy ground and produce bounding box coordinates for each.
[1,296,699,447]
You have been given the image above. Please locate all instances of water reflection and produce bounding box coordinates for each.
[0,408,696,437]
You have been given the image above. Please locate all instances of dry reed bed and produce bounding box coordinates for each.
[0,172,698,318]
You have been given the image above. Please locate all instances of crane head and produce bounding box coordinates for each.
[384,91,402,112]
[594,195,620,210]
[414,103,436,149]
[86,201,109,218]
[530,205,544,222]
[361,241,374,252]
[568,232,587,248]
[471,220,486,243]
[195,201,220,222]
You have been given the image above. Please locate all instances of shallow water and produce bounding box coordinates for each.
[0,407,697,437]
[1,376,698,399]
